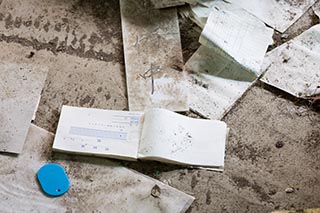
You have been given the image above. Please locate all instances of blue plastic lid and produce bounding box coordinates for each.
[37,163,70,197]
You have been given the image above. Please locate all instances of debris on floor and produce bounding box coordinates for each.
[0,62,48,153]
[186,69,252,119]
[183,0,273,119]
[180,0,316,33]
[0,124,194,212]
[120,0,188,111]
[284,187,295,193]
[0,0,320,211]
[53,105,228,168]
[199,1,274,75]
[226,0,317,33]
[261,24,320,98]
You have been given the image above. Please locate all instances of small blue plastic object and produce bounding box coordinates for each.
[37,163,70,197]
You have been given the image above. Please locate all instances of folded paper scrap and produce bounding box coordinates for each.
[199,1,274,76]
[0,124,194,212]
[53,105,228,169]
[184,0,274,119]
[261,24,320,99]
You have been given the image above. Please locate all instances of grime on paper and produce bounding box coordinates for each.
[184,1,273,119]
[0,124,194,212]
[261,24,320,98]
[120,0,188,112]
[53,106,228,168]
[224,0,316,32]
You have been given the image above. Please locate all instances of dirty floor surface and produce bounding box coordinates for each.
[0,0,319,212]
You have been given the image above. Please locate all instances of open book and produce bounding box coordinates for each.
[53,106,228,168]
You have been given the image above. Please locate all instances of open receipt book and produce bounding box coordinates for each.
[53,106,228,168]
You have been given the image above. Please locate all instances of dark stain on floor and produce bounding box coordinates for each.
[231,175,271,202]
[191,174,198,189]
[205,190,212,205]
[304,130,320,155]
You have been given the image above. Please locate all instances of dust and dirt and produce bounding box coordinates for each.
[0,0,123,63]
[227,132,273,163]
[269,6,320,50]
[178,12,201,62]
[1,0,320,212]
[304,130,320,153]
[231,175,271,202]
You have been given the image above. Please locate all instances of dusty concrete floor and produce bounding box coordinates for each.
[0,0,319,212]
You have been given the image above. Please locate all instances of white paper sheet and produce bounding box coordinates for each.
[199,1,274,75]
[187,71,252,120]
[0,63,48,153]
[138,108,227,168]
[120,0,188,112]
[53,106,144,160]
[185,45,257,82]
[0,124,194,212]
[226,0,317,33]
[182,1,274,120]
[184,44,254,119]
[261,24,320,98]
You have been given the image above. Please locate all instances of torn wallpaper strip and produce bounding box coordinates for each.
[0,124,194,212]
[261,24,320,98]
[120,0,188,112]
